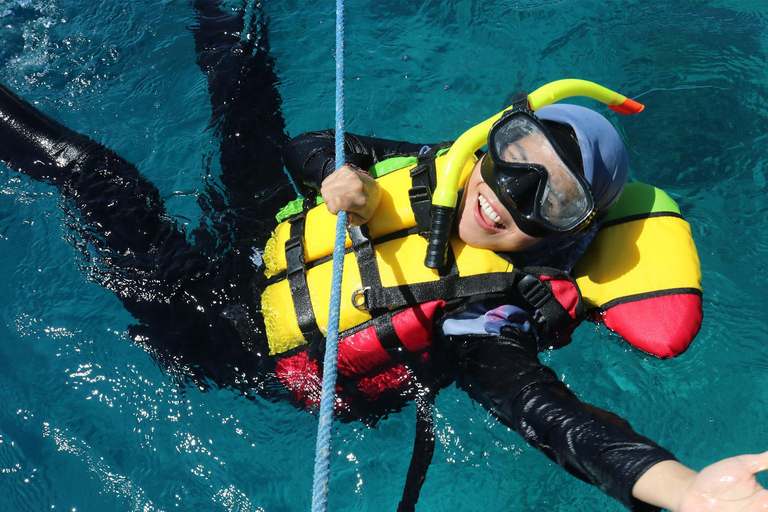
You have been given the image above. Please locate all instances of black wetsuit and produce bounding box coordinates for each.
[0,2,674,510]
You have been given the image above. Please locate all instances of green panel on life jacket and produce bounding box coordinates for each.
[602,182,681,222]
[369,156,419,178]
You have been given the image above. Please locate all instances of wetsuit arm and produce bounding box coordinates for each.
[192,0,296,248]
[452,325,676,511]
[281,129,429,193]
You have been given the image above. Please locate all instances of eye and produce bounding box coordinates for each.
[551,189,566,204]
[541,186,566,217]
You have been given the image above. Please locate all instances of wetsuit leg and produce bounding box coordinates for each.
[186,1,302,388]
[0,2,295,393]
[0,81,278,391]
[0,82,200,287]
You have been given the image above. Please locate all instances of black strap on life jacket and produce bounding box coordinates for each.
[348,225,412,359]
[519,265,585,340]
[408,157,435,234]
[285,214,325,356]
[349,224,579,341]
[349,219,514,310]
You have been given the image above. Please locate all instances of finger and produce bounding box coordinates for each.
[322,165,358,185]
[742,451,768,474]
[325,202,341,215]
[323,192,361,214]
[347,212,366,226]
[321,193,343,215]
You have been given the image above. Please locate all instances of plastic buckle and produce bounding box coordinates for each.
[408,185,431,204]
[285,235,305,276]
[518,274,550,310]
[408,185,432,232]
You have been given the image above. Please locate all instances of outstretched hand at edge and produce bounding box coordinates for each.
[634,452,768,512]
[678,451,768,512]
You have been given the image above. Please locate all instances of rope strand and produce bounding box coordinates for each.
[311,0,346,509]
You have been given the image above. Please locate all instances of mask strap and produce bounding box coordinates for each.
[512,90,529,111]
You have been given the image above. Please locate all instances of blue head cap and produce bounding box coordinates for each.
[510,104,629,270]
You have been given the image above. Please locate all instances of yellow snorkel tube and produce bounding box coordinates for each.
[424,78,645,269]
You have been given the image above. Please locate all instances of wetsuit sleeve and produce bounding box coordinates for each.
[281,129,429,192]
[192,0,297,246]
[0,83,95,183]
[452,326,677,511]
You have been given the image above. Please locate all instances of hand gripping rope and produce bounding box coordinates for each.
[311,0,346,509]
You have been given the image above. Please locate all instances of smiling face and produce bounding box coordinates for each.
[456,156,543,252]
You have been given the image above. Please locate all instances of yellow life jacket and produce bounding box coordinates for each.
[261,152,703,408]
[262,150,585,409]
[262,149,582,351]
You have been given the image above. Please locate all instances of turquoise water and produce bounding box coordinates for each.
[1,0,767,510]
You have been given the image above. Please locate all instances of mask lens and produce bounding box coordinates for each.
[486,111,593,233]
[538,173,591,228]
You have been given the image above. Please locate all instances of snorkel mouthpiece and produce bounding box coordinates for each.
[424,205,455,268]
[424,78,644,269]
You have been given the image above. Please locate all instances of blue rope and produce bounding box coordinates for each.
[311,0,345,509]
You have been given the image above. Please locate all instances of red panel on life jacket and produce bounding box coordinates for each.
[539,275,581,320]
[355,364,411,398]
[275,352,323,408]
[337,300,445,377]
[275,301,445,409]
[601,293,703,358]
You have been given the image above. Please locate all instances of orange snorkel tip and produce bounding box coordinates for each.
[609,97,645,115]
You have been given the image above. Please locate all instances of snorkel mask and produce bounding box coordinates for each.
[424,79,643,269]
[480,93,595,238]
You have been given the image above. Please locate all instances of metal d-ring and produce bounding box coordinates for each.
[351,287,371,311]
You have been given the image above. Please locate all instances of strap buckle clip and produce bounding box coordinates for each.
[518,274,551,310]
[285,235,306,276]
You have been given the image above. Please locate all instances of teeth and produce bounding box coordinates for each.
[478,194,505,227]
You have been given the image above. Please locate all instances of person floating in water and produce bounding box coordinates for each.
[277,103,768,512]
[1,1,767,510]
